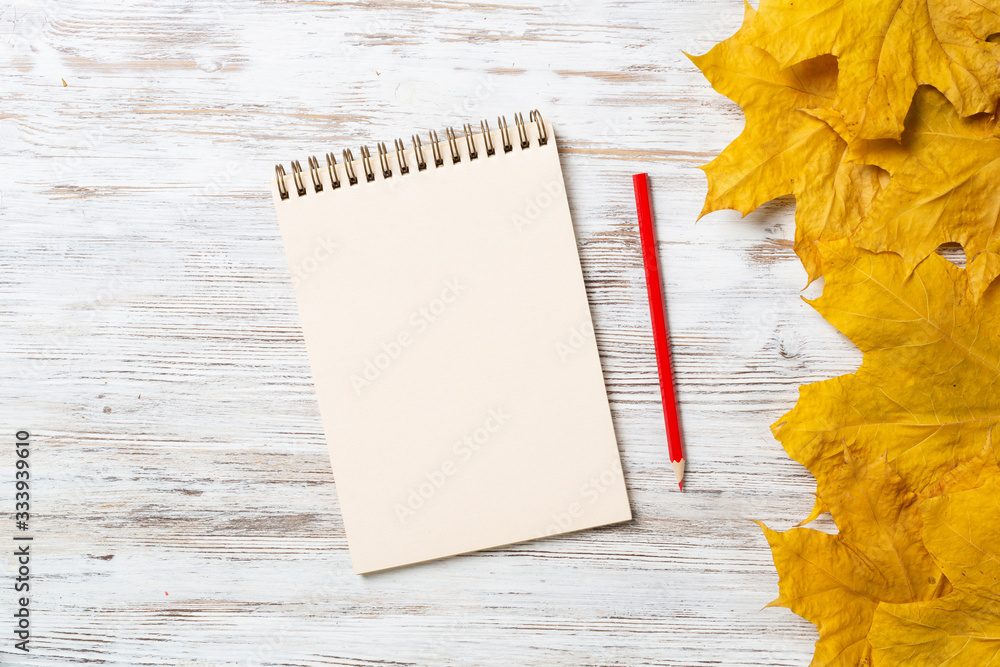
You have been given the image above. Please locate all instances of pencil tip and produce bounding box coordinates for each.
[671,459,685,490]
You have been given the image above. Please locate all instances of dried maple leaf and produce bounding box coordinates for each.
[918,427,1000,498]
[690,5,1000,663]
[868,477,1000,665]
[846,85,1000,271]
[773,239,1000,500]
[743,0,1000,142]
[759,447,947,667]
[691,2,883,282]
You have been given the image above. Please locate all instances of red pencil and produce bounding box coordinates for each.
[632,173,686,491]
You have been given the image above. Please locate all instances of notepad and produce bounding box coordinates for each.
[271,113,631,574]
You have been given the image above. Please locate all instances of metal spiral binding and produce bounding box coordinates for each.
[497,116,513,153]
[412,134,427,171]
[394,139,410,174]
[377,142,393,179]
[444,127,461,164]
[274,110,548,200]
[462,124,478,160]
[290,161,306,196]
[307,156,323,192]
[514,113,529,149]
[325,153,341,189]
[342,149,359,186]
[429,130,444,167]
[359,146,375,182]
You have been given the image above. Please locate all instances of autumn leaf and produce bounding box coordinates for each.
[690,2,883,282]
[798,426,1000,531]
[742,0,1000,142]
[918,427,1000,499]
[845,85,1000,271]
[773,239,1000,499]
[690,3,1000,663]
[868,476,1000,665]
[773,239,1000,495]
[759,447,946,667]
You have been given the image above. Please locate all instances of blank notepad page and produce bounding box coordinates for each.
[271,118,631,573]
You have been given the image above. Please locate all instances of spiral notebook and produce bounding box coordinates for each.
[271,112,631,574]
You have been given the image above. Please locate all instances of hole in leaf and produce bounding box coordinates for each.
[988,33,1000,44]
[935,242,966,268]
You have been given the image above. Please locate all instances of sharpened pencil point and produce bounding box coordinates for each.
[671,459,685,490]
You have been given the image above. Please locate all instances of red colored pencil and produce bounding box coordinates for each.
[632,173,685,490]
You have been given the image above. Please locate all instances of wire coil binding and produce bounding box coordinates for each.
[275,110,548,201]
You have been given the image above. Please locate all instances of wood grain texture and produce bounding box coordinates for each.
[0,0,864,664]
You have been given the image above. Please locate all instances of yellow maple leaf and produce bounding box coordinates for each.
[690,2,883,282]
[773,239,1000,499]
[845,85,1000,271]
[868,476,1000,665]
[796,429,1000,529]
[759,447,946,667]
[689,5,1000,663]
[743,0,1000,142]
[918,427,1000,498]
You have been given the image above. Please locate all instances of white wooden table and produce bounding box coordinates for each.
[0,0,863,664]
